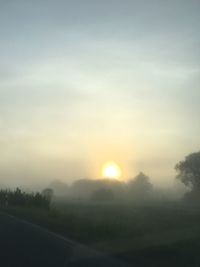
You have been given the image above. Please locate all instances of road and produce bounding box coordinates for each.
[0,212,129,267]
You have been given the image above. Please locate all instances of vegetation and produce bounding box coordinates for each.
[176,151,200,187]
[42,188,54,202]
[3,200,200,267]
[0,188,52,209]
[70,178,125,200]
[127,172,153,201]
[68,173,154,202]
[175,151,200,203]
[91,188,114,202]
[1,151,200,265]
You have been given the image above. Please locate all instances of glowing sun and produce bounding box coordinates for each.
[102,161,122,179]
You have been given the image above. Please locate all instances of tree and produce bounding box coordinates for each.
[42,188,54,202]
[71,178,125,200]
[49,180,68,196]
[91,188,114,202]
[0,188,51,209]
[175,151,200,190]
[127,172,153,201]
[129,172,153,191]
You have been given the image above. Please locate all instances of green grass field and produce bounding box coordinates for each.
[2,201,200,266]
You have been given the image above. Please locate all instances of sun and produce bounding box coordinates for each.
[102,161,122,179]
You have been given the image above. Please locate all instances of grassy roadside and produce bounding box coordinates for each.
[2,202,200,256]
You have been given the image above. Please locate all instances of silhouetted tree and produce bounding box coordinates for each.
[42,188,54,202]
[176,151,200,189]
[71,178,125,200]
[127,172,153,201]
[49,180,68,196]
[0,188,51,209]
[175,151,200,202]
[91,188,114,202]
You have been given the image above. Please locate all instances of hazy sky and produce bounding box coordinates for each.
[0,0,199,187]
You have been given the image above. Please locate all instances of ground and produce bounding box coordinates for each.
[2,200,200,266]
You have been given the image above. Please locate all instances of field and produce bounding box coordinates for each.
[2,200,200,266]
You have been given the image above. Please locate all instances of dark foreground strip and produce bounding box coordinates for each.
[0,212,130,267]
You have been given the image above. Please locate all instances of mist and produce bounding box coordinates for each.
[1,1,200,266]
[0,0,200,188]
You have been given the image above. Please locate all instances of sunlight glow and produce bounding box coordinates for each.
[102,162,121,179]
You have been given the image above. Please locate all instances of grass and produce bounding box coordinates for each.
[2,200,200,265]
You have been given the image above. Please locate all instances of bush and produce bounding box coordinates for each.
[0,188,51,209]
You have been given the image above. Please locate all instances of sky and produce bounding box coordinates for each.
[0,0,199,188]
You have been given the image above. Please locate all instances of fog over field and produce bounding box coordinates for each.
[0,0,199,188]
[1,2,200,267]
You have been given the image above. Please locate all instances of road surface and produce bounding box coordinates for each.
[0,212,129,267]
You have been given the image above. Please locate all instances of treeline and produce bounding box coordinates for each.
[51,172,158,203]
[0,188,51,209]
[51,151,200,204]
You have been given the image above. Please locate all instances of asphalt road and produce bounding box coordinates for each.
[0,212,129,267]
